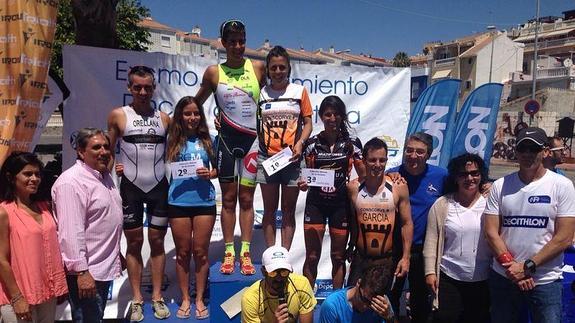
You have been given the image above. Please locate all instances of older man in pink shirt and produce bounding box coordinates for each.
[52,128,123,322]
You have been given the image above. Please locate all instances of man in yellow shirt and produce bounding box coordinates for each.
[241,246,317,322]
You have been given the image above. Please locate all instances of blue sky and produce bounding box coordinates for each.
[140,0,571,59]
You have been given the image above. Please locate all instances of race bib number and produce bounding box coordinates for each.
[301,168,335,188]
[171,160,203,179]
[262,147,293,176]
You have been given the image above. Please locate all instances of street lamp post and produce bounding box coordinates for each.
[487,25,497,83]
[532,0,540,100]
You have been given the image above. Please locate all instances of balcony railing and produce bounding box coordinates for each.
[511,67,574,82]
[523,37,575,50]
[434,57,456,67]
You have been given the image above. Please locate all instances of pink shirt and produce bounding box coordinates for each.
[51,160,123,281]
[0,201,68,305]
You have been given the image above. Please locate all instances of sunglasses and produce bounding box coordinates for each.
[457,170,481,178]
[267,269,290,278]
[550,147,565,152]
[516,144,543,153]
[220,19,245,37]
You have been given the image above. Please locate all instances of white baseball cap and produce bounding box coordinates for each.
[262,246,293,273]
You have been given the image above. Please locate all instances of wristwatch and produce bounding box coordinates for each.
[524,259,537,275]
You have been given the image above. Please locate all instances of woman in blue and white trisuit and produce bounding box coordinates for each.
[166,96,217,320]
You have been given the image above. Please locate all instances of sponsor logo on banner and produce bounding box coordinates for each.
[0,75,15,86]
[422,105,449,165]
[1,52,21,64]
[378,135,400,158]
[0,52,50,67]
[14,110,27,127]
[19,70,33,88]
[502,216,549,228]
[13,109,38,129]
[0,119,11,128]
[21,54,50,68]
[0,138,11,146]
[17,97,41,109]
[29,79,47,90]
[29,0,59,8]
[254,209,264,229]
[0,138,30,150]
[32,38,53,49]
[69,131,79,149]
[22,28,35,44]
[0,34,17,44]
[0,12,57,28]
[314,279,334,299]
[528,195,551,204]
[0,92,17,106]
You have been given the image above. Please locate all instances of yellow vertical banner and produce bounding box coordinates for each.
[0,0,58,166]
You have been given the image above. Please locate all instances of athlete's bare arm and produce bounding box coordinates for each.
[347,179,360,260]
[195,65,219,105]
[107,107,126,170]
[252,60,267,87]
[394,179,413,277]
[353,159,366,182]
[159,111,171,130]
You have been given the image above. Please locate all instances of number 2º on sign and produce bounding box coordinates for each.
[177,168,188,176]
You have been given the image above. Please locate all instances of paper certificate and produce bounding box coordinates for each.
[301,168,335,188]
[262,147,293,176]
[171,160,203,179]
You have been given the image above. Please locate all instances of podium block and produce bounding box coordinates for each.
[210,261,263,322]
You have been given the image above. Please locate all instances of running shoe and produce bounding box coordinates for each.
[220,252,235,274]
[220,252,236,275]
[129,301,144,322]
[240,252,256,275]
[152,298,171,319]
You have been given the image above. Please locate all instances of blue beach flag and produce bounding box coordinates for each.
[406,79,461,168]
[450,83,503,169]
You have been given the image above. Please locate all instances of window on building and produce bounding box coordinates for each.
[161,36,171,48]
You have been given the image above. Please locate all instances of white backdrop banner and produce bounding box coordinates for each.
[60,45,410,318]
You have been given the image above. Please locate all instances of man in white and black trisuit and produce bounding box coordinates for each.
[107,65,171,321]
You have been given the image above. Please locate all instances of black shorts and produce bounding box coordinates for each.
[304,203,350,230]
[120,176,169,230]
[168,204,217,218]
[216,124,257,186]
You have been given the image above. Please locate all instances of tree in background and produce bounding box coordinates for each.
[51,0,151,80]
[392,51,411,67]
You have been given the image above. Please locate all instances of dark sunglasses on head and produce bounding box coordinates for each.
[220,19,245,37]
[457,170,481,178]
[516,144,543,153]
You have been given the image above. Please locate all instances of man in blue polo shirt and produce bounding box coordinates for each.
[387,132,447,323]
